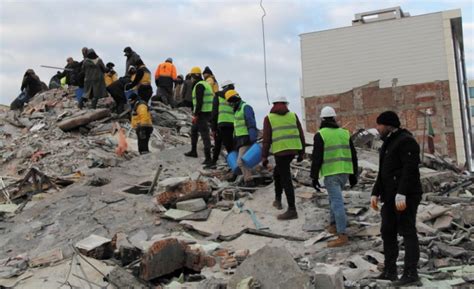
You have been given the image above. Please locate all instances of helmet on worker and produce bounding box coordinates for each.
[225,89,240,103]
[320,106,336,119]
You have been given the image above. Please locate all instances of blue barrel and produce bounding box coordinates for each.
[75,87,84,102]
[242,143,262,168]
[227,151,241,174]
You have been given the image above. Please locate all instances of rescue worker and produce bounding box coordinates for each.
[184,67,214,165]
[372,111,423,286]
[177,73,194,108]
[262,96,305,220]
[129,92,153,154]
[225,90,257,187]
[154,57,177,107]
[107,75,130,114]
[126,59,153,103]
[81,48,107,109]
[104,62,118,88]
[59,57,81,86]
[310,106,358,247]
[124,46,141,75]
[207,80,235,168]
[10,69,45,110]
[202,66,218,93]
[173,75,184,104]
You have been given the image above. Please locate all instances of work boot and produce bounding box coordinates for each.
[277,209,298,220]
[325,224,337,234]
[202,149,213,166]
[272,200,283,210]
[203,161,217,169]
[376,270,398,281]
[391,272,421,287]
[184,150,198,158]
[327,234,349,247]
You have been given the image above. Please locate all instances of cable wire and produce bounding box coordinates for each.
[260,0,270,105]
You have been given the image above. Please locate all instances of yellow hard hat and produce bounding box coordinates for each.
[190,66,201,74]
[225,89,240,101]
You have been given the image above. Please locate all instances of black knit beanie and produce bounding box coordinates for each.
[376,111,401,128]
[203,66,213,75]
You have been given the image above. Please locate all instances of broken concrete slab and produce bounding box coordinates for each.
[313,263,344,289]
[304,231,332,247]
[435,242,468,258]
[57,108,111,131]
[417,204,450,222]
[106,266,150,289]
[158,177,190,189]
[164,209,194,220]
[29,248,63,268]
[433,214,453,230]
[354,224,380,237]
[228,246,311,289]
[177,198,207,212]
[177,208,212,221]
[75,234,113,259]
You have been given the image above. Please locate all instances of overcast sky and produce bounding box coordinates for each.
[1,0,472,125]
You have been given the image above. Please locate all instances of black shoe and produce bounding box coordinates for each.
[376,271,398,281]
[391,273,421,287]
[277,209,298,220]
[203,161,216,168]
[272,200,283,210]
[202,158,213,165]
[184,151,198,158]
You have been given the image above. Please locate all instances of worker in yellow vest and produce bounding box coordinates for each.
[310,106,358,247]
[126,59,153,103]
[184,67,214,165]
[225,90,258,187]
[262,96,305,220]
[129,92,153,154]
[104,62,118,88]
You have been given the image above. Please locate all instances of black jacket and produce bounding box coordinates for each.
[371,128,423,202]
[310,119,358,186]
[21,74,43,99]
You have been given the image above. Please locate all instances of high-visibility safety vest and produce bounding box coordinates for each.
[268,112,302,154]
[132,65,151,90]
[131,101,152,129]
[234,102,249,137]
[319,127,354,177]
[192,80,214,113]
[218,96,234,124]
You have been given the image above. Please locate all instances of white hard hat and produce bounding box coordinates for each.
[221,80,234,88]
[272,96,289,104]
[320,106,336,118]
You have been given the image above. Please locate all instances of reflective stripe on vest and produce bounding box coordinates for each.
[218,96,234,124]
[319,127,354,177]
[132,66,151,90]
[192,80,214,113]
[268,112,302,154]
[234,102,248,137]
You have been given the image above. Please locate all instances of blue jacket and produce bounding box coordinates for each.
[234,100,258,149]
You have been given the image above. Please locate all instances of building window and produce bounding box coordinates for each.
[470,87,474,98]
[471,106,474,116]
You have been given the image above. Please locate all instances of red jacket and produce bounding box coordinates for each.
[262,103,305,158]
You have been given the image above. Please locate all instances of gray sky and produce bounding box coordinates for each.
[1,0,472,125]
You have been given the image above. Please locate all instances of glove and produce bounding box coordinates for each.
[395,193,406,211]
[370,195,379,211]
[349,174,357,188]
[296,154,303,163]
[192,115,198,125]
[312,179,321,192]
[262,157,268,168]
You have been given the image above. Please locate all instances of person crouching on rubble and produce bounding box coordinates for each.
[129,93,153,154]
[310,106,358,247]
[261,96,305,220]
[371,111,423,287]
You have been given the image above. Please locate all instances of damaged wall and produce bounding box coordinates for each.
[304,80,458,159]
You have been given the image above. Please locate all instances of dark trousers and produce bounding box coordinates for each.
[107,88,126,114]
[156,86,174,107]
[190,113,211,154]
[381,195,421,274]
[212,126,234,162]
[138,85,153,104]
[136,126,153,154]
[274,155,296,209]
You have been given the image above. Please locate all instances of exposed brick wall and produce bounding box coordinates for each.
[304,80,456,158]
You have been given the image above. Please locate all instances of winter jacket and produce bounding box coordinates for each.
[131,101,152,129]
[372,128,423,203]
[181,78,194,103]
[58,61,81,86]
[154,62,177,89]
[104,70,118,87]
[205,75,218,93]
[129,65,152,90]
[82,57,107,100]
[310,119,358,183]
[233,100,258,150]
[125,51,141,75]
[107,76,130,99]
[20,73,44,100]
[262,103,305,158]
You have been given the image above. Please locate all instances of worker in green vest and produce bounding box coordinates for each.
[262,96,305,220]
[207,80,235,169]
[225,90,258,187]
[184,66,214,166]
[310,106,358,247]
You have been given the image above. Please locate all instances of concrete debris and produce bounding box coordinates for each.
[29,248,63,268]
[177,198,207,212]
[57,108,111,131]
[75,234,113,259]
[313,263,344,289]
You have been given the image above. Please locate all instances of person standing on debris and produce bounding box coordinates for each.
[129,92,153,154]
[203,66,218,93]
[262,96,305,220]
[225,90,258,187]
[104,62,118,88]
[184,67,214,165]
[207,80,236,168]
[177,73,194,108]
[80,48,107,109]
[310,106,358,247]
[154,57,177,107]
[10,69,45,110]
[58,57,81,86]
[126,59,153,103]
[124,46,141,75]
[173,74,184,104]
[371,111,423,286]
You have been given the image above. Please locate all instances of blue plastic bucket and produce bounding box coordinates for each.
[125,89,137,100]
[227,151,241,174]
[75,87,84,102]
[241,143,262,168]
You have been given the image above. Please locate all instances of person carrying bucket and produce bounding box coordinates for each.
[225,90,258,187]
[262,96,305,220]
